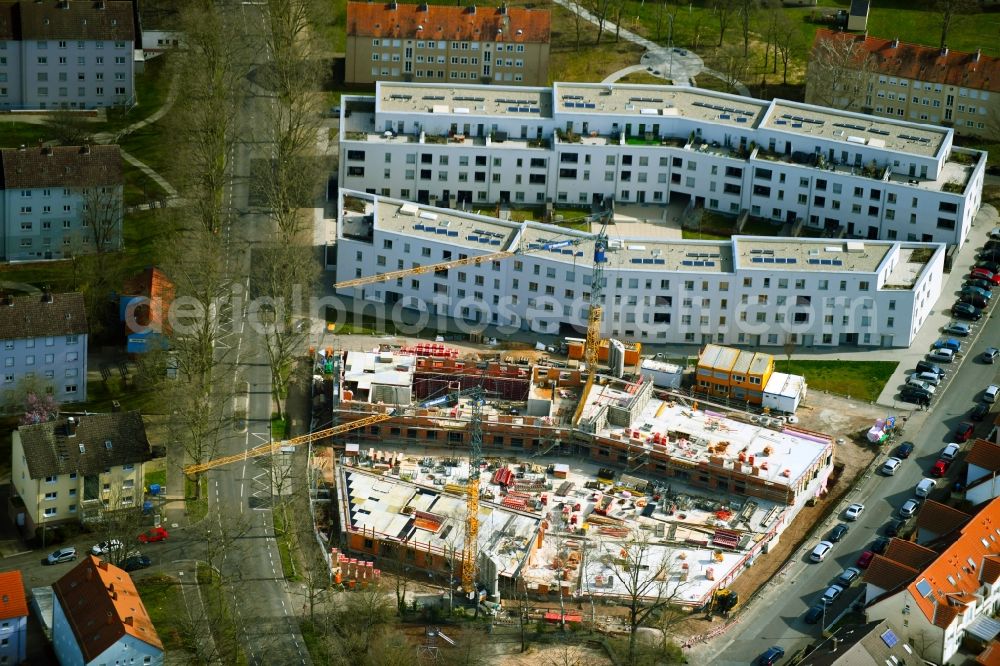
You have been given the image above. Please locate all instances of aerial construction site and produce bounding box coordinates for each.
[309,345,835,611]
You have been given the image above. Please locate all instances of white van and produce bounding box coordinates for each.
[916,478,936,498]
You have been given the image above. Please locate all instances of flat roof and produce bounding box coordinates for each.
[764,372,805,399]
[763,100,947,157]
[734,237,893,273]
[699,344,740,372]
[584,386,831,487]
[553,82,770,129]
[343,351,416,391]
[378,82,553,117]
[374,197,521,253]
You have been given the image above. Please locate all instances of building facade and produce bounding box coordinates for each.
[806,30,1000,140]
[345,2,550,86]
[0,570,27,665]
[0,145,123,262]
[10,411,151,534]
[52,556,163,666]
[335,191,945,348]
[0,291,88,409]
[338,81,985,247]
[0,1,135,110]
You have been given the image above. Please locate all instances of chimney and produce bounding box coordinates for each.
[123,616,133,626]
[41,291,53,304]
[2,293,12,307]
[387,0,396,9]
[41,145,52,156]
[417,2,427,10]
[890,37,899,49]
[975,48,981,62]
[499,2,508,15]
[80,144,90,155]
[98,559,109,571]
[66,416,78,437]
[467,5,476,14]
[941,46,949,57]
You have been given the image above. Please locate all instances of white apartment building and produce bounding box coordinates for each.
[0,145,123,262]
[0,291,88,409]
[339,81,986,247]
[335,191,945,348]
[0,1,135,110]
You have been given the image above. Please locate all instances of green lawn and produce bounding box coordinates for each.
[272,506,298,581]
[118,123,173,184]
[682,229,730,240]
[185,476,208,522]
[136,575,189,653]
[144,466,167,490]
[774,359,898,403]
[741,217,785,236]
[0,121,52,149]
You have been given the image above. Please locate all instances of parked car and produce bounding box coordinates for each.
[906,379,937,394]
[972,402,990,421]
[837,567,862,586]
[900,387,931,406]
[899,499,920,518]
[884,519,906,537]
[962,286,993,300]
[916,478,937,498]
[912,371,941,386]
[989,227,1000,240]
[928,348,957,363]
[931,459,951,477]
[821,584,845,605]
[880,457,903,476]
[955,421,976,442]
[986,385,1000,403]
[803,605,824,625]
[984,348,999,364]
[895,442,915,458]
[757,646,786,666]
[976,260,1000,274]
[932,337,962,352]
[810,541,834,562]
[871,537,890,554]
[122,555,152,572]
[959,294,989,309]
[952,303,983,321]
[44,547,77,565]
[962,279,993,292]
[91,540,123,556]
[915,361,944,377]
[941,442,961,460]
[845,503,865,521]
[829,523,850,542]
[971,267,996,281]
[138,527,169,543]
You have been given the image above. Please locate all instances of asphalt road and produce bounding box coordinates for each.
[704,292,1000,664]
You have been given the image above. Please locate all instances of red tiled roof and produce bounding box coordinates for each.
[906,496,1000,630]
[122,267,174,331]
[0,571,27,621]
[883,538,938,570]
[52,556,162,662]
[915,500,971,537]
[813,29,1000,94]
[977,640,1000,666]
[863,555,918,593]
[967,439,1000,472]
[346,2,550,43]
[984,555,1000,584]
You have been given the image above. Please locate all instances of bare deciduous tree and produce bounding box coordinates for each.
[805,32,877,110]
[714,0,738,47]
[738,0,758,57]
[712,43,752,94]
[933,0,979,50]
[772,12,799,85]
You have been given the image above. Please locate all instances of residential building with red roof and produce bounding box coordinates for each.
[865,495,1000,664]
[966,439,1000,507]
[52,556,162,666]
[0,570,28,664]
[806,30,1000,139]
[345,2,550,86]
[119,267,175,354]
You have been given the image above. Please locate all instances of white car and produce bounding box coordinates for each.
[941,443,961,461]
[821,584,845,605]
[91,540,124,556]
[811,541,834,562]
[928,349,956,363]
[880,457,902,476]
[844,503,865,521]
[912,372,941,386]
[986,384,1000,403]
[899,499,920,518]
[906,379,937,394]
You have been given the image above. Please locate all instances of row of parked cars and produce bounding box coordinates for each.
[950,233,1000,321]
[41,527,168,569]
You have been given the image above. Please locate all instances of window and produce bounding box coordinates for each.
[44,491,57,500]
[43,507,57,517]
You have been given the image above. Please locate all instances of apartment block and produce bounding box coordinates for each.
[345,2,550,86]
[339,81,986,247]
[0,291,87,408]
[336,191,945,348]
[0,0,135,110]
[807,30,1000,140]
[52,556,163,666]
[10,411,152,534]
[0,144,123,262]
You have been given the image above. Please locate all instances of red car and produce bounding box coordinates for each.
[138,527,169,543]
[856,550,875,568]
[931,459,950,477]
[971,268,1000,285]
[954,422,975,443]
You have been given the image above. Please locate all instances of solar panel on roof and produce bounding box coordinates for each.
[415,224,425,231]
[491,240,502,246]
[448,231,458,237]
[881,630,899,648]
[653,259,665,264]
[632,258,643,264]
